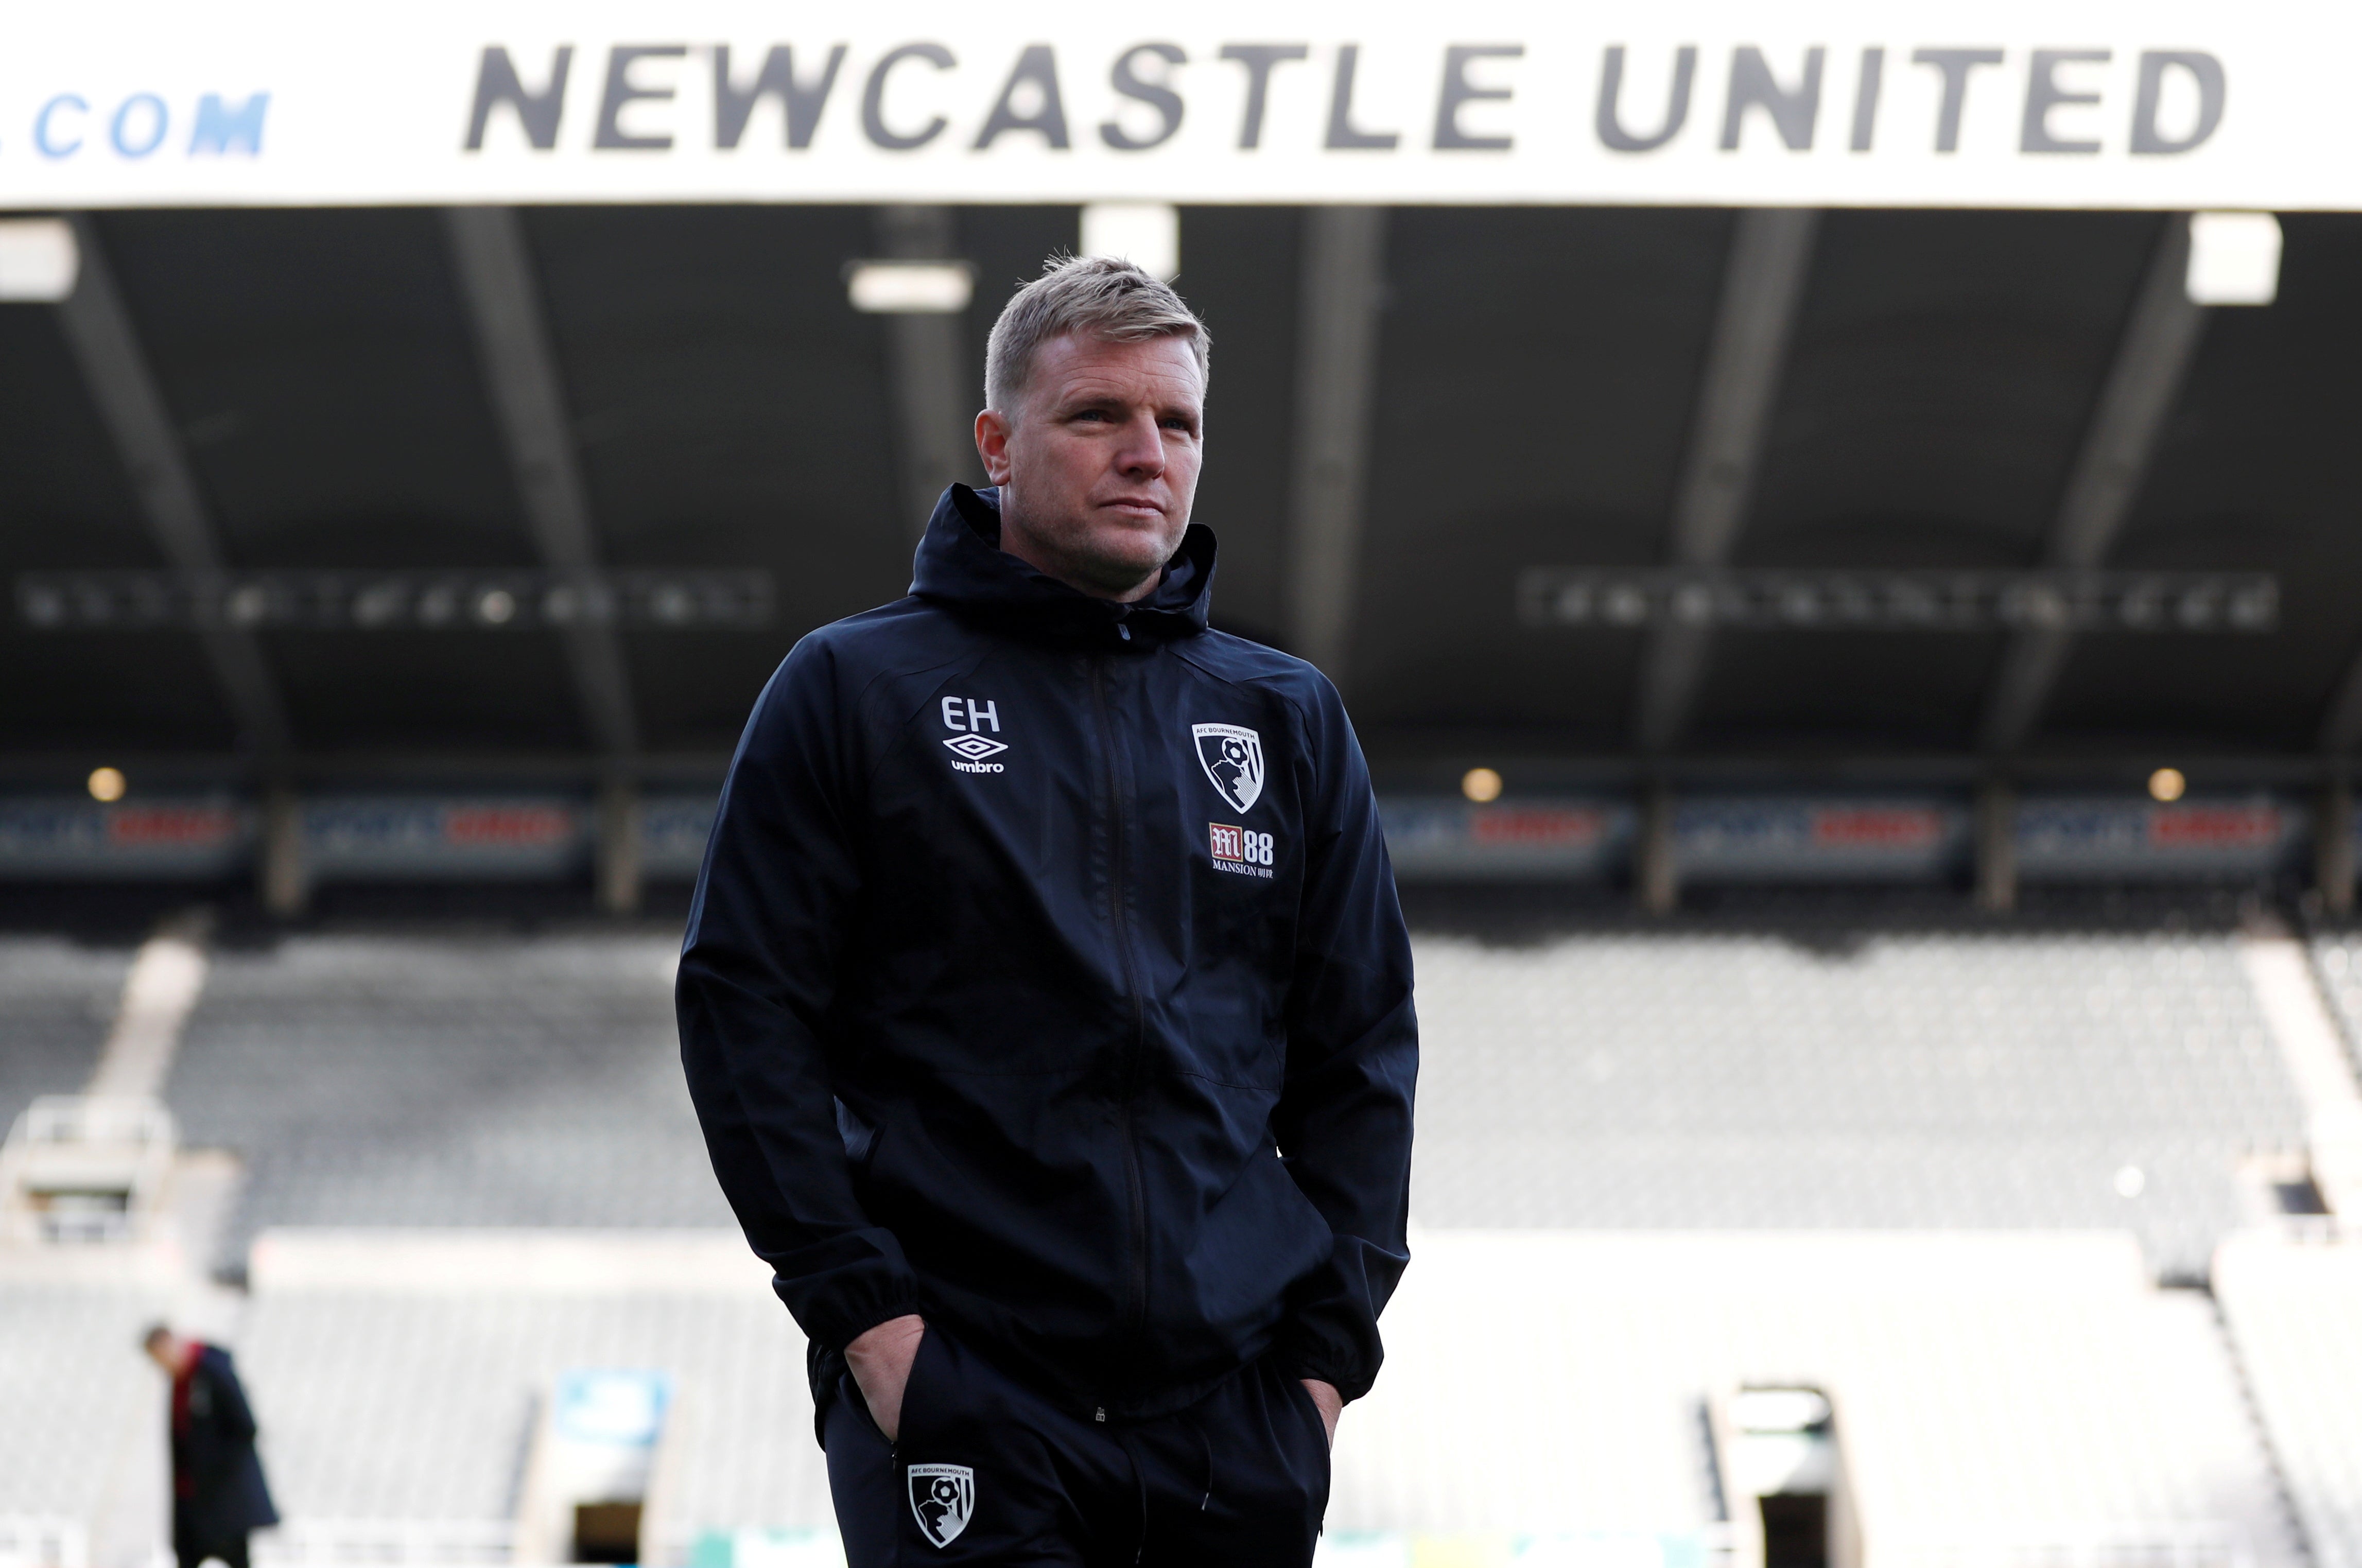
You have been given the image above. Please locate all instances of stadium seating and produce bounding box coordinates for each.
[2299,928,2362,1090]
[2214,1232,2362,1568]
[1410,894,2308,1280]
[235,1232,825,1561]
[1340,1230,2303,1564]
[0,1283,167,1550]
[0,936,130,1133]
[163,932,734,1270]
[4,888,2350,1565]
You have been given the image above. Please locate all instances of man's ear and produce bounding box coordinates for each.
[975,409,1015,485]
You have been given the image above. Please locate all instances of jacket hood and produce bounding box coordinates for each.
[909,484,1214,647]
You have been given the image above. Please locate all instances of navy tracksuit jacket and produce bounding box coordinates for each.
[678,484,1417,1427]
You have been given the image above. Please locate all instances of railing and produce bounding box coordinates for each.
[0,1518,88,1568]
[1878,1526,2254,1568]
[251,1520,514,1567]
[0,1095,178,1245]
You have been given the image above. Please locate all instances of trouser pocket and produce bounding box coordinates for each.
[893,1329,1092,1561]
[1276,1364,1334,1512]
[894,1329,975,1550]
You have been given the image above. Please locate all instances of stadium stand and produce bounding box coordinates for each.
[236,1231,825,1564]
[1408,892,2310,1280]
[162,932,734,1270]
[2298,927,2362,1087]
[2214,1231,2362,1568]
[224,1227,2308,1565]
[0,889,2346,1565]
[0,936,129,1133]
[1340,1230,2305,1566]
[0,1280,168,1565]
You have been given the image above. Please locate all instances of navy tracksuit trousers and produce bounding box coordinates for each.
[825,1329,1331,1565]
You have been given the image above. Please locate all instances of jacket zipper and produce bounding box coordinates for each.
[1089,652,1152,1375]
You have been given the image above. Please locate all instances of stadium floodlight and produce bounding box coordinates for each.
[0,218,79,303]
[2186,213,2282,306]
[1081,203,1179,281]
[845,260,975,314]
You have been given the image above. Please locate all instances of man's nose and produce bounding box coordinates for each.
[1114,413,1166,476]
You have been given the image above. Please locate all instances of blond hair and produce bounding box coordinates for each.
[983,254,1210,414]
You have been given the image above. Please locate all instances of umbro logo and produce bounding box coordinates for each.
[944,734,1006,761]
[942,695,1007,773]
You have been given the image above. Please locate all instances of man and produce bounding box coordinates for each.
[679,255,1416,1564]
[142,1325,276,1568]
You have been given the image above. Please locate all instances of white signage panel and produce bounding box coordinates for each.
[0,1,2350,210]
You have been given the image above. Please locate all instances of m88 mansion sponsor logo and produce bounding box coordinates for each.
[1208,823,1274,879]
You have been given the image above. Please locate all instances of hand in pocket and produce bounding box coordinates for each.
[1300,1378,1342,1447]
[846,1315,927,1442]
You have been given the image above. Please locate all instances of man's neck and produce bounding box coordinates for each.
[997,510,1161,605]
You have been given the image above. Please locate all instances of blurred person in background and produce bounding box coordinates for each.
[142,1325,277,1568]
[680,255,1417,1564]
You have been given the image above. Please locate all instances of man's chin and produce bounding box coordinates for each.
[1070,522,1180,576]
[1004,510,1184,599]
[1053,548,1165,598]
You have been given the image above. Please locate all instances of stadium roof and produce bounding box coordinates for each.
[5,201,2360,789]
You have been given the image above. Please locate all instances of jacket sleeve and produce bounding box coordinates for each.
[678,638,922,1353]
[1270,680,1418,1402]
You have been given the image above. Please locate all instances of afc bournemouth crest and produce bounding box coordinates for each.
[908,1464,975,1548]
[1192,723,1264,813]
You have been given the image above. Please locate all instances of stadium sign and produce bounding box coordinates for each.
[0,797,249,878]
[2,1,2353,210]
[1383,797,1632,879]
[0,790,2324,885]
[641,795,720,879]
[1678,797,1970,882]
[303,796,588,882]
[2016,796,2304,880]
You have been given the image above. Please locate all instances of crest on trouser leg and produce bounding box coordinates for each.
[907,1464,975,1547]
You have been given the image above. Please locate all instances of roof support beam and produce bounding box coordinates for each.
[1980,216,2206,754]
[1975,778,2018,913]
[443,205,640,761]
[2316,664,2362,757]
[1632,207,1820,753]
[1286,205,1388,685]
[55,215,293,759]
[876,205,983,538]
[2317,777,2353,916]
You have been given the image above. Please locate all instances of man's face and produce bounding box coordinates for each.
[976,332,1204,603]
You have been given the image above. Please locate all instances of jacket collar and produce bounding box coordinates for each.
[909,485,1214,648]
